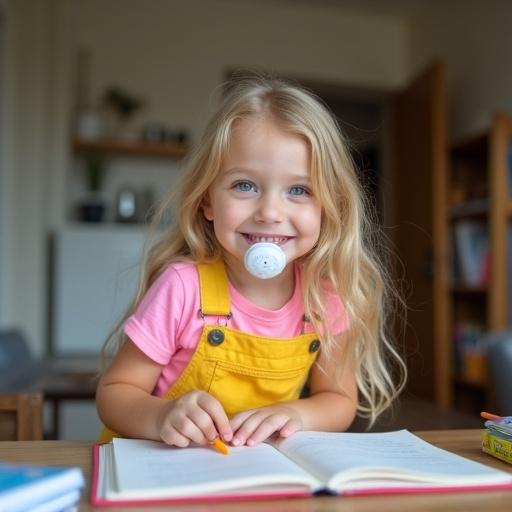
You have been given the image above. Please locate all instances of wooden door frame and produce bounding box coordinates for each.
[390,62,450,406]
[431,63,450,407]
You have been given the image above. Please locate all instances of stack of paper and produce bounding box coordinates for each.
[0,463,84,512]
[482,416,512,465]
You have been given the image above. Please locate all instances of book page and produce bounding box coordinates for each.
[274,430,512,489]
[110,438,321,499]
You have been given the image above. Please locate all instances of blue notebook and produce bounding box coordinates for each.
[0,463,84,512]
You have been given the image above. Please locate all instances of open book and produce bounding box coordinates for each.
[91,430,512,505]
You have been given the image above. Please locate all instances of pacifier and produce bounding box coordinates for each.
[244,242,286,279]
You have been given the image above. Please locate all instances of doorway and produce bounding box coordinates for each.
[300,80,391,229]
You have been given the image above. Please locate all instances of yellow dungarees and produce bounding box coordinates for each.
[98,260,320,442]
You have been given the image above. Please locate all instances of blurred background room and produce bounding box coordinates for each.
[1,0,512,440]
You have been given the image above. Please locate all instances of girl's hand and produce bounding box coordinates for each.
[229,405,303,446]
[158,390,233,448]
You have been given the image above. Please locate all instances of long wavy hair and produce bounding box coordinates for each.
[103,75,406,426]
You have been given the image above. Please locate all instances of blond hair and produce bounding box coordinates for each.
[103,75,406,426]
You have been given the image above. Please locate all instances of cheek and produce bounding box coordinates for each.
[211,203,243,239]
[298,206,322,240]
[217,204,240,227]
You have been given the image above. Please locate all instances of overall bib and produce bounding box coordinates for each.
[98,260,320,443]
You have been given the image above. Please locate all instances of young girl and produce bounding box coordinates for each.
[96,76,406,448]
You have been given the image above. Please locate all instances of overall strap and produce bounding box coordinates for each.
[197,260,231,317]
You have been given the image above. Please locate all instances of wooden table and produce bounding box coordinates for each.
[0,430,511,511]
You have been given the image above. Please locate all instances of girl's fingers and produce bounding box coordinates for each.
[245,414,290,446]
[232,411,271,446]
[278,418,301,438]
[231,407,303,446]
[187,408,219,442]
[171,416,208,445]
[160,426,192,447]
[197,393,233,442]
[229,409,254,433]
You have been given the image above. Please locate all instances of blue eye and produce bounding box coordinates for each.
[234,181,256,192]
[289,186,310,196]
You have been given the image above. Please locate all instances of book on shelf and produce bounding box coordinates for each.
[0,463,84,512]
[452,322,487,383]
[508,142,512,198]
[507,225,512,325]
[452,221,489,286]
[91,430,512,505]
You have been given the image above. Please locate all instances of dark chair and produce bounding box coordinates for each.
[0,330,45,439]
[486,330,512,416]
[0,392,43,440]
[0,329,43,392]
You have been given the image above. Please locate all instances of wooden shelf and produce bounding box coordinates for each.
[449,198,489,221]
[444,113,512,413]
[451,131,488,157]
[72,138,189,158]
[453,375,488,390]
[450,284,487,295]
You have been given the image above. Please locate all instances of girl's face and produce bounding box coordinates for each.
[203,115,321,277]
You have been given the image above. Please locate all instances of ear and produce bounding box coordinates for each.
[201,193,214,221]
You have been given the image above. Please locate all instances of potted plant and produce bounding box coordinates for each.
[79,152,108,222]
[102,86,145,139]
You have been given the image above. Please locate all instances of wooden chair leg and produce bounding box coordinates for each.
[0,392,43,441]
[18,393,43,440]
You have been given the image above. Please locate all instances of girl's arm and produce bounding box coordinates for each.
[286,335,358,431]
[96,339,232,445]
[229,335,357,446]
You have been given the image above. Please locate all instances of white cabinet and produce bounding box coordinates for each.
[52,225,146,354]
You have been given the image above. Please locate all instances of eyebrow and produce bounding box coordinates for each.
[222,167,247,177]
[223,167,311,182]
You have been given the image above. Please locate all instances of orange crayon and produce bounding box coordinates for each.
[212,437,229,455]
[481,411,502,421]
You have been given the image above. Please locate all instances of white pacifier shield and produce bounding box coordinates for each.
[244,243,286,279]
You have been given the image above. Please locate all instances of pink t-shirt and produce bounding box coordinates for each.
[124,261,347,396]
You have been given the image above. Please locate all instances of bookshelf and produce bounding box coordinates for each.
[446,113,512,412]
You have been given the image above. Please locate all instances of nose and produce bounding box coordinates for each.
[254,193,285,224]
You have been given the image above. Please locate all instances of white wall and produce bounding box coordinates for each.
[0,0,55,355]
[5,0,512,356]
[408,0,512,139]
[0,0,11,326]
[2,0,409,355]
[69,0,408,130]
